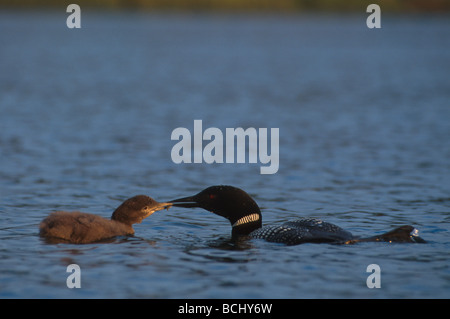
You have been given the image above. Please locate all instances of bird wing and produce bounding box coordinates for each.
[251,218,353,245]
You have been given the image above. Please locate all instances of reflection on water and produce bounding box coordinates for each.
[0,11,449,298]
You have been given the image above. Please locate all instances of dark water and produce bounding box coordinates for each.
[0,11,449,298]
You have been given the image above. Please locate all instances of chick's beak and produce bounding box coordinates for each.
[146,202,172,216]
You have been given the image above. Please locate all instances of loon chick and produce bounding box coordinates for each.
[39,195,171,244]
[171,185,425,245]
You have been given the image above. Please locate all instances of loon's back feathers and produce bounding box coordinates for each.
[171,185,425,245]
[348,225,426,244]
[250,218,353,245]
[250,220,424,245]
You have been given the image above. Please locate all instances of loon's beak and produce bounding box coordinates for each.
[169,196,200,208]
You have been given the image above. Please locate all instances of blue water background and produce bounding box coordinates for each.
[0,11,449,298]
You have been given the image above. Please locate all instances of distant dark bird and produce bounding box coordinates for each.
[171,185,425,245]
[39,195,171,244]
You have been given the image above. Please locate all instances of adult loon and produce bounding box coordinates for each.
[170,185,425,245]
[39,195,171,244]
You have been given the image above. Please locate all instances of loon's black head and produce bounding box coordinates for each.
[170,185,262,235]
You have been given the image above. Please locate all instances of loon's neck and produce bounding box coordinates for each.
[231,213,262,236]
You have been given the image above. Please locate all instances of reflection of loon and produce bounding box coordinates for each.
[39,195,171,244]
[171,185,425,245]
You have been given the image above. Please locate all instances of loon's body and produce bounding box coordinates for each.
[249,218,353,245]
[39,195,171,244]
[171,185,425,245]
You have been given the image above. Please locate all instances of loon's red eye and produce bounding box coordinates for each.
[209,194,216,199]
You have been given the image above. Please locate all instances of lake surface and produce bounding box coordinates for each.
[0,11,449,299]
